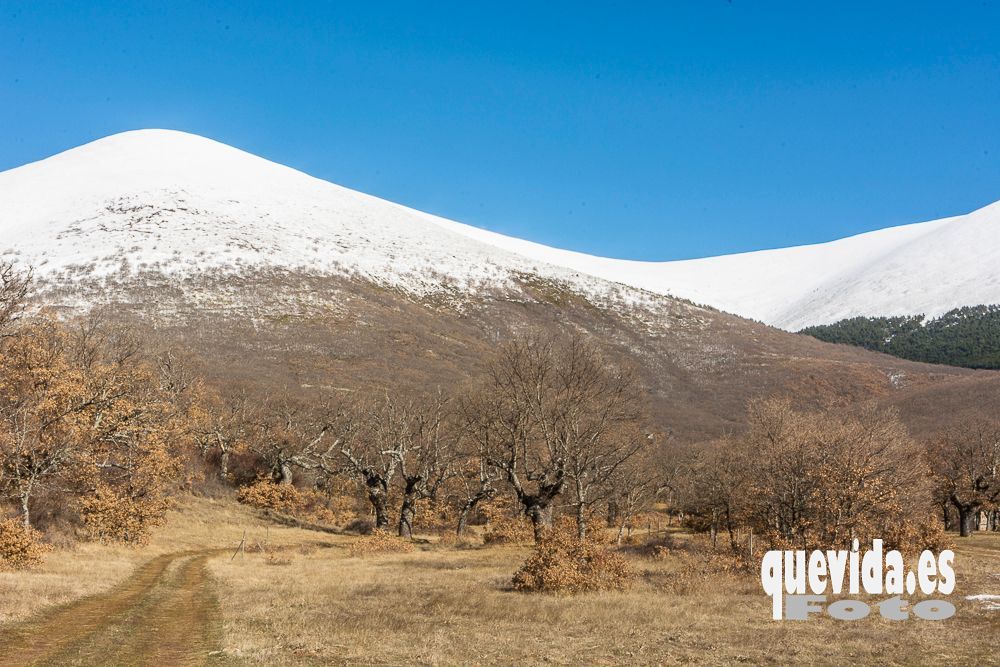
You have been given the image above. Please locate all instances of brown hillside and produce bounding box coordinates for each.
[37,269,992,442]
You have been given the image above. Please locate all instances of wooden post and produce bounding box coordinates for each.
[231,530,247,561]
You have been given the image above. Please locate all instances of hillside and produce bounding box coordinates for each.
[1,130,996,440]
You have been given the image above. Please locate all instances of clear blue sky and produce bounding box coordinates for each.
[2,2,999,260]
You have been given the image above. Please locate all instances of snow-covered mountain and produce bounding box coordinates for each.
[2,129,998,330]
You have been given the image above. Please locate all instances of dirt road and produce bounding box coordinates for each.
[0,550,223,666]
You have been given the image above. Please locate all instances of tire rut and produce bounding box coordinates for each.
[0,550,225,666]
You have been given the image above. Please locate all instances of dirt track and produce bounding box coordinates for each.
[0,551,222,666]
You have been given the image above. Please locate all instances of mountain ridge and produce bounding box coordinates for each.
[2,129,998,330]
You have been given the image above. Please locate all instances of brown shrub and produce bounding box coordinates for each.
[412,498,456,535]
[237,481,302,512]
[78,484,171,545]
[481,496,533,545]
[512,526,634,593]
[0,519,51,570]
[236,480,354,526]
[348,529,416,557]
[884,516,954,555]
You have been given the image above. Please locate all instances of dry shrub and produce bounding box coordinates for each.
[78,484,171,545]
[0,518,51,570]
[244,541,266,554]
[236,480,353,525]
[412,497,456,535]
[348,529,416,557]
[436,530,458,546]
[884,515,953,555]
[624,532,685,557]
[481,495,533,545]
[512,525,634,593]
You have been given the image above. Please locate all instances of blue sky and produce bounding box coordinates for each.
[2,2,999,261]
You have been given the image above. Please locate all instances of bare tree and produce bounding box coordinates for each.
[394,391,456,538]
[0,263,31,337]
[683,399,934,551]
[453,454,500,537]
[249,396,332,486]
[563,401,647,540]
[679,436,751,551]
[606,453,661,545]
[466,334,645,541]
[0,313,187,537]
[333,395,402,531]
[197,389,252,481]
[926,420,1000,537]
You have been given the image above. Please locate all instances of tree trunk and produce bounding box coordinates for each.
[606,500,619,528]
[958,505,979,537]
[398,476,424,539]
[526,502,553,542]
[20,492,31,529]
[576,503,587,540]
[616,514,629,545]
[219,447,230,480]
[456,505,471,536]
[398,496,416,538]
[456,494,483,536]
[367,486,390,530]
[273,461,294,486]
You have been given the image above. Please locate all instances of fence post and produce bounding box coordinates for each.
[231,530,247,561]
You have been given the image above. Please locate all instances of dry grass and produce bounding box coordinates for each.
[3,496,998,665]
[209,529,1000,666]
[0,495,318,626]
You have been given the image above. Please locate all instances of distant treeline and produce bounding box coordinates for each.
[800,304,1000,369]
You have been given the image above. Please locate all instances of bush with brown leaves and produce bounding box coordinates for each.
[348,529,416,557]
[236,480,354,526]
[512,526,634,593]
[481,495,534,545]
[0,518,51,570]
[78,484,172,545]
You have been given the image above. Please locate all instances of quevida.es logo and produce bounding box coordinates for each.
[761,539,956,621]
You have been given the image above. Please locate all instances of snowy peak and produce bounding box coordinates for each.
[1,130,594,298]
[2,130,999,330]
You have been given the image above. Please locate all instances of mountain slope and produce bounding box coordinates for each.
[450,198,1000,331]
[2,130,997,441]
[0,129,646,309]
[3,129,998,330]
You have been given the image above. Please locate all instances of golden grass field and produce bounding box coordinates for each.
[1,496,998,666]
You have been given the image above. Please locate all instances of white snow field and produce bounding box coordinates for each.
[2,129,998,330]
